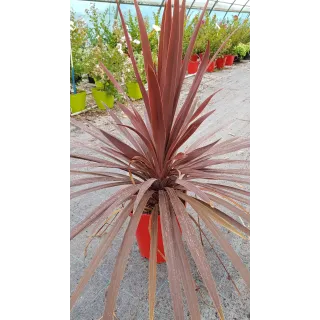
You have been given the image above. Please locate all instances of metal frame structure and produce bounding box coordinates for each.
[222,0,237,21]
[209,0,219,15]
[238,0,250,15]
[187,0,197,16]
[80,0,250,16]
[158,0,166,13]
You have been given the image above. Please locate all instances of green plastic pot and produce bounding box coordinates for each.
[70,91,86,114]
[92,88,114,109]
[126,82,142,100]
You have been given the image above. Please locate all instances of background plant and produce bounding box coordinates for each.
[123,52,146,84]
[70,1,250,319]
[182,15,194,58]
[227,16,250,54]
[217,24,232,57]
[85,3,123,49]
[84,39,125,96]
[126,10,142,51]
[70,10,88,83]
[233,42,248,59]
[148,11,161,56]
[193,14,207,55]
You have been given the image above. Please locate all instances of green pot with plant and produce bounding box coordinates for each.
[91,80,116,109]
[71,1,249,319]
[123,52,145,100]
[126,82,142,100]
[70,90,87,114]
[84,40,125,109]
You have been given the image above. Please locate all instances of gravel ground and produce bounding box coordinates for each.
[71,60,250,320]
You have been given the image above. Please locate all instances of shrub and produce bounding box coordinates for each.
[85,3,119,48]
[233,42,248,59]
[84,40,125,96]
[70,10,88,83]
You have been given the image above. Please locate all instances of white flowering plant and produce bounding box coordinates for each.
[126,10,142,52]
[123,52,146,84]
[84,40,125,96]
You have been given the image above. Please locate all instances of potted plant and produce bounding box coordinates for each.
[227,18,250,64]
[85,41,124,109]
[71,0,249,319]
[193,15,206,60]
[224,38,236,66]
[182,15,198,73]
[243,43,250,60]
[70,11,88,114]
[221,39,234,66]
[85,4,123,83]
[233,42,248,62]
[224,16,238,66]
[215,24,232,69]
[123,52,146,100]
[91,79,116,109]
[70,11,87,82]
[70,88,86,114]
[183,14,194,59]
[243,42,250,60]
[215,54,226,69]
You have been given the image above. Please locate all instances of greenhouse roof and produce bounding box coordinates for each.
[80,0,250,15]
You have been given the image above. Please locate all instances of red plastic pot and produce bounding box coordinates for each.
[133,201,184,264]
[135,213,166,263]
[225,55,235,66]
[188,60,199,74]
[190,54,199,62]
[216,57,226,69]
[198,52,205,60]
[206,60,215,72]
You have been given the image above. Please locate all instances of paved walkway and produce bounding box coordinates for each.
[71,61,250,320]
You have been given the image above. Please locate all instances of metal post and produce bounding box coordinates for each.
[187,0,196,17]
[209,0,219,16]
[115,0,121,19]
[158,0,166,14]
[222,0,237,21]
[238,0,249,16]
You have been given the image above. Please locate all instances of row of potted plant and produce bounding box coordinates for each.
[184,13,250,74]
[70,5,160,114]
[70,5,250,114]
[187,41,250,74]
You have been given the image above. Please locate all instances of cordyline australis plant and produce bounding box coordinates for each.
[70,0,249,319]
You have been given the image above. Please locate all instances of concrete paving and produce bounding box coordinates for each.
[71,61,250,320]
